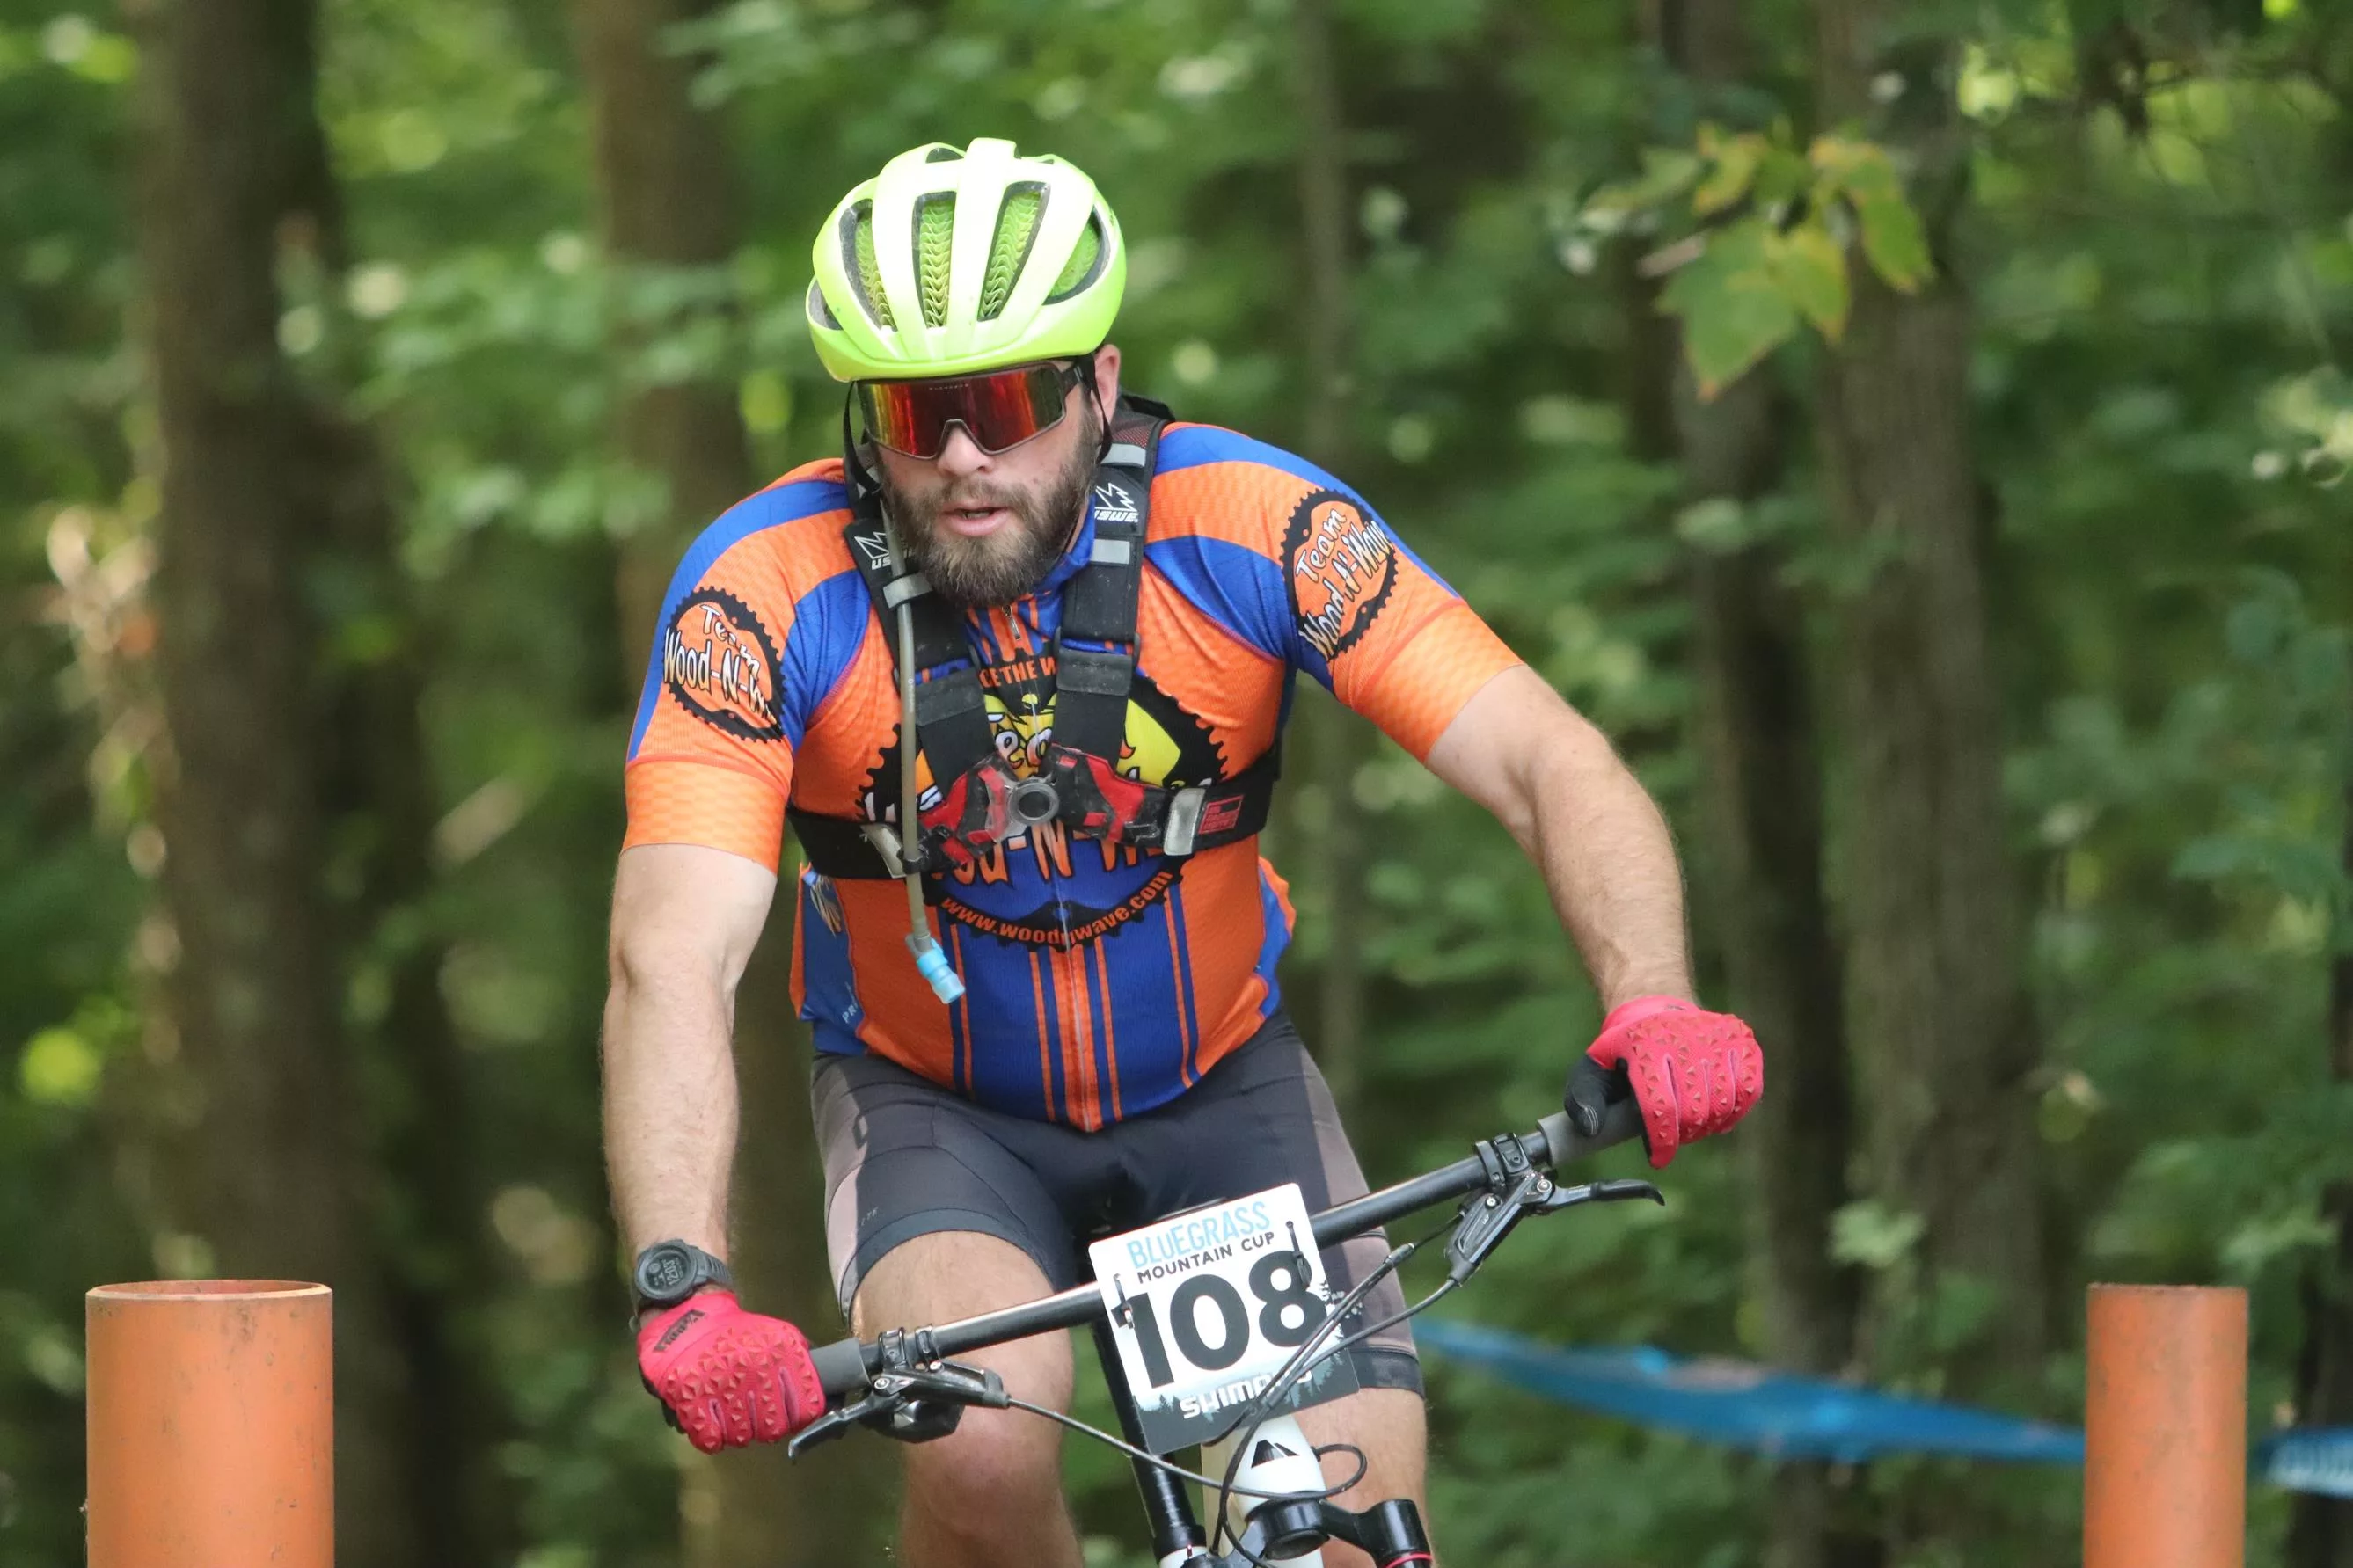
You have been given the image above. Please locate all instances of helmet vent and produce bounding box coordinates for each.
[924,145,963,163]
[1045,210,1108,303]
[914,193,957,328]
[841,201,894,331]
[979,182,1047,321]
[806,277,841,332]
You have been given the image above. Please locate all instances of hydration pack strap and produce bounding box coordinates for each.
[788,744,1282,880]
[840,459,994,809]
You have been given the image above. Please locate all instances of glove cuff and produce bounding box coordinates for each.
[636,1289,739,1360]
[1600,994,1697,1034]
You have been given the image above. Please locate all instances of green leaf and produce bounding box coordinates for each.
[1852,190,1933,291]
[1587,147,1703,218]
[1766,222,1849,339]
[1752,145,1815,208]
[1809,135,1933,290]
[1692,131,1766,216]
[1657,218,1798,398]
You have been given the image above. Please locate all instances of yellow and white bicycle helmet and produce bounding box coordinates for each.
[807,137,1127,382]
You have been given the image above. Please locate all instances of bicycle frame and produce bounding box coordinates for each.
[799,1098,1648,1567]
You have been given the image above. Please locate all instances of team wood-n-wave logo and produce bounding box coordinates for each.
[1282,491,1397,662]
[664,587,783,741]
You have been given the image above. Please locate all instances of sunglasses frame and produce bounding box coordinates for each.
[856,360,1092,460]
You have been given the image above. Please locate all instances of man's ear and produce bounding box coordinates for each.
[1092,341,1122,411]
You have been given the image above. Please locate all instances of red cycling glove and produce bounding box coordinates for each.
[636,1291,826,1453]
[1572,995,1763,1169]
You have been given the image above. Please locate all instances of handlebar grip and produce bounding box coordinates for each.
[1535,1092,1644,1167]
[809,1336,873,1399]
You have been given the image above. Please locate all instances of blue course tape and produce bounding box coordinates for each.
[1416,1320,2083,1465]
[2259,1430,2353,1499]
[1420,1320,2353,1495]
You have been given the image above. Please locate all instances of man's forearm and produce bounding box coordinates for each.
[602,959,739,1260]
[1522,717,1693,1010]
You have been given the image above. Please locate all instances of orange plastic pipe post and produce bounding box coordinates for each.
[2084,1283,2247,1568]
[86,1280,333,1568]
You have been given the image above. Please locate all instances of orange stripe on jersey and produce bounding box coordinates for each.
[624,760,787,869]
[1029,952,1055,1120]
[1095,944,1123,1121]
[1062,947,1099,1131]
[1165,909,1194,1082]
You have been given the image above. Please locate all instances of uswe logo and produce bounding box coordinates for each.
[1092,482,1141,526]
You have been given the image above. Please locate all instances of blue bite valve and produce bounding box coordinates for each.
[908,936,966,1004]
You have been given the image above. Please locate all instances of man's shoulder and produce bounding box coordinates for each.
[673,458,859,598]
[1147,423,1382,567]
[1156,423,1356,500]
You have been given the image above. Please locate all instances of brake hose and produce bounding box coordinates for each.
[884,508,965,1006]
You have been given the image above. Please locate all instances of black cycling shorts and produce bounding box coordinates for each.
[812,1010,1421,1396]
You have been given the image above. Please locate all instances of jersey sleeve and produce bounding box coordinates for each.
[1146,427,1522,761]
[622,469,855,870]
[1280,488,1523,756]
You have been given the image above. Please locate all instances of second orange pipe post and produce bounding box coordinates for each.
[2084,1282,2246,1568]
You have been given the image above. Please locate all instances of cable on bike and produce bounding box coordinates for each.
[999,1397,1369,1503]
[1205,1213,1457,1557]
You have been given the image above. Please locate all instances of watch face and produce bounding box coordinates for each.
[638,1243,694,1300]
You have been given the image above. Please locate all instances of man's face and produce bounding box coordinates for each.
[872,345,1121,609]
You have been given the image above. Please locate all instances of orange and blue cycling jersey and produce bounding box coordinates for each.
[624,423,1523,1130]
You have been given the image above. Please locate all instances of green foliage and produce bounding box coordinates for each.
[1587,124,1935,394]
[0,0,2349,1562]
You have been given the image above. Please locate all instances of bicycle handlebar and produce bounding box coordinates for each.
[807,1093,1645,1398]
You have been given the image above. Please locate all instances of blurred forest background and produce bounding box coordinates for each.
[2,0,2350,1563]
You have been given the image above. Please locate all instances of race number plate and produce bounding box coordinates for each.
[1089,1183,1361,1453]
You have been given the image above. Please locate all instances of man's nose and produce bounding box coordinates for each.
[933,424,991,478]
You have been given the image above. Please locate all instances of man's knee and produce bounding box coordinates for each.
[852,1231,1078,1524]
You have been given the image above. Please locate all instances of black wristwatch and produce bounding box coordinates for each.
[631,1239,734,1316]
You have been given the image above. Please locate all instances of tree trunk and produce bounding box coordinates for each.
[1651,4,1869,1564]
[2287,698,2353,1568]
[128,0,419,1560]
[1681,369,1874,1568]
[1291,0,1370,1115]
[1816,0,2042,1409]
[574,0,759,671]
[571,1,891,1557]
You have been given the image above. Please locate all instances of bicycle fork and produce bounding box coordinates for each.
[1090,1319,1432,1568]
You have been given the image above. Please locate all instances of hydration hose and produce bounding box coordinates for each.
[883,507,965,1006]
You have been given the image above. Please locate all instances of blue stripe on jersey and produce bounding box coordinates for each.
[1155,425,1466,602]
[1253,863,1290,1019]
[1169,885,1202,1084]
[798,871,867,1053]
[1142,536,1294,665]
[627,478,848,759]
[778,571,874,748]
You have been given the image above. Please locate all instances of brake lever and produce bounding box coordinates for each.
[1443,1167,1663,1286]
[786,1358,1008,1457]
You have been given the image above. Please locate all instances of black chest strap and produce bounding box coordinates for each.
[789,393,1282,880]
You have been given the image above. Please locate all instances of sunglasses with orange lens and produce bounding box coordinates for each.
[856,361,1087,459]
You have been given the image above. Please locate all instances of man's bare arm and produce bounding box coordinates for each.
[603,842,778,1261]
[1422,665,1692,1008]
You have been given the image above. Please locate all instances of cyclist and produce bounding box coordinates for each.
[605,138,1763,1568]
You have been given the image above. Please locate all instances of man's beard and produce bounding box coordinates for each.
[879,408,1099,609]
